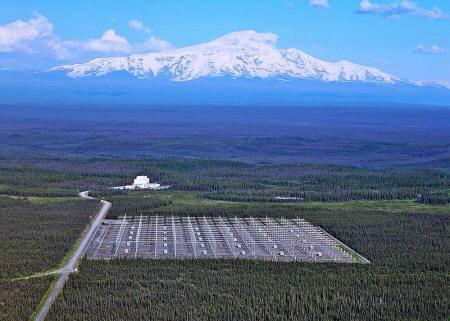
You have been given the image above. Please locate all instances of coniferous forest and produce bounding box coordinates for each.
[0,194,99,320]
[0,156,448,320]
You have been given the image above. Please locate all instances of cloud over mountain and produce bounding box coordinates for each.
[53,30,398,84]
[82,30,131,53]
[0,14,172,60]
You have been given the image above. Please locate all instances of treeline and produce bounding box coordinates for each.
[203,188,427,203]
[2,157,449,202]
[105,195,173,219]
[417,191,450,205]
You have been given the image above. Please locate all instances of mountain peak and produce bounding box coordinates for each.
[52,30,399,83]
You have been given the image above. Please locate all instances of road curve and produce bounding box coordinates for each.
[34,191,111,321]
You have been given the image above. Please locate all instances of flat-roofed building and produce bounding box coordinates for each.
[134,176,150,188]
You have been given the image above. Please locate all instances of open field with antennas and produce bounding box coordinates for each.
[87,215,365,263]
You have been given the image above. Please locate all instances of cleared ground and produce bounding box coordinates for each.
[86,215,362,263]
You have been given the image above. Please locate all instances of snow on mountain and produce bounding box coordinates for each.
[52,30,399,83]
[415,80,450,90]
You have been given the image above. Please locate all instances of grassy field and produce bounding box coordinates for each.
[0,195,79,203]
[104,191,450,220]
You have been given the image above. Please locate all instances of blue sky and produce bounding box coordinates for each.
[1,0,449,83]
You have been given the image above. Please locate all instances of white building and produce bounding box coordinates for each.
[133,176,150,188]
[112,176,169,190]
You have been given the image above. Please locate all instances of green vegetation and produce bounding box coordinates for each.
[0,195,98,321]
[47,205,449,321]
[0,277,54,321]
[417,189,450,205]
[0,196,99,279]
[2,157,449,203]
[103,191,450,220]
[0,156,448,320]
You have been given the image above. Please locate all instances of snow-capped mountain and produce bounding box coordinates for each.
[52,30,399,83]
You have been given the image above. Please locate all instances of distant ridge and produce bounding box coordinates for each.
[52,30,399,84]
[1,31,449,105]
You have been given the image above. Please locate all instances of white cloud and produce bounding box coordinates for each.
[139,36,174,51]
[250,32,278,45]
[414,44,447,55]
[219,30,278,46]
[128,20,151,33]
[309,0,330,9]
[356,0,448,20]
[73,31,174,54]
[46,39,72,59]
[0,13,53,53]
[82,29,131,53]
[0,14,174,61]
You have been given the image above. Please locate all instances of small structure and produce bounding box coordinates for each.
[274,196,304,201]
[134,176,150,187]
